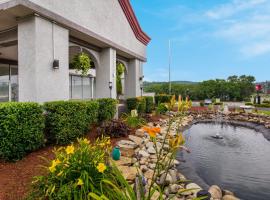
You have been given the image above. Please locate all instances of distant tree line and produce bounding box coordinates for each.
[144,75,256,101]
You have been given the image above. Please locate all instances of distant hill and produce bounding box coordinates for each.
[144,81,199,85]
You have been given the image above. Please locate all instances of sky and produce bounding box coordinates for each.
[130,0,270,82]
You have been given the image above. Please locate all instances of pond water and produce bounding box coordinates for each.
[177,123,270,200]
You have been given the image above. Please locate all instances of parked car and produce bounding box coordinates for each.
[204,99,212,105]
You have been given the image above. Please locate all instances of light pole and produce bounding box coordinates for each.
[168,39,172,95]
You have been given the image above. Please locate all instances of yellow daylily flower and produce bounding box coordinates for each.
[83,138,90,144]
[66,145,75,155]
[97,163,107,173]
[76,178,84,186]
[49,159,61,173]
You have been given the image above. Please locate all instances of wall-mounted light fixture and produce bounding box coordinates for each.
[109,81,113,98]
[140,83,143,97]
[53,59,59,69]
[139,75,144,81]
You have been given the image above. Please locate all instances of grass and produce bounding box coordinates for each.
[257,110,270,116]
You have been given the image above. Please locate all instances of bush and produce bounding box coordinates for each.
[254,103,270,108]
[126,97,146,114]
[262,100,270,104]
[245,102,254,106]
[156,103,168,115]
[0,102,45,161]
[29,138,112,200]
[98,119,131,138]
[213,102,223,105]
[97,98,118,122]
[44,101,95,145]
[155,95,172,105]
[199,101,205,107]
[145,96,154,113]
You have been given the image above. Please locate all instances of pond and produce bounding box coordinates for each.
[177,122,270,200]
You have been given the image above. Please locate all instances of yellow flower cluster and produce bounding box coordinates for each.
[49,159,61,173]
[96,163,107,173]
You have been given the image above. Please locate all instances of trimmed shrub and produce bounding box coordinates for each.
[245,102,253,106]
[155,95,172,105]
[145,96,154,113]
[0,102,45,161]
[44,101,94,144]
[97,98,118,122]
[126,97,146,114]
[199,101,205,107]
[254,103,270,108]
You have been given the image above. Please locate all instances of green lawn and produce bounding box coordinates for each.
[257,110,270,116]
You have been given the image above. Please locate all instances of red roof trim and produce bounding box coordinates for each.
[118,0,151,45]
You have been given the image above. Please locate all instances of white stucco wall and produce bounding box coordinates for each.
[26,0,146,58]
[18,16,69,102]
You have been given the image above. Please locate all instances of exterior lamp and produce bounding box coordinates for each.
[139,75,144,81]
[140,83,143,97]
[52,59,59,69]
[109,81,113,98]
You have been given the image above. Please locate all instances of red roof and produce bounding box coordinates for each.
[118,0,151,45]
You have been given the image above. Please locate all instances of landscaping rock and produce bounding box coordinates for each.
[222,195,240,200]
[160,173,173,185]
[185,183,202,197]
[147,146,156,154]
[114,156,132,166]
[135,129,145,137]
[117,140,137,148]
[144,169,154,180]
[169,184,182,194]
[138,150,150,158]
[117,166,137,182]
[128,135,143,146]
[209,185,222,199]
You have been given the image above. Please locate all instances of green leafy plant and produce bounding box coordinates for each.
[154,94,173,105]
[97,98,118,122]
[145,96,154,113]
[156,103,168,115]
[0,102,45,161]
[44,101,98,144]
[122,113,146,128]
[29,137,112,200]
[116,62,125,98]
[126,97,146,114]
[70,52,92,75]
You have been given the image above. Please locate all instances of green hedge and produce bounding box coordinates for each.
[44,101,98,145]
[145,96,154,113]
[155,95,172,105]
[254,103,270,108]
[126,97,146,114]
[0,103,45,161]
[97,98,118,122]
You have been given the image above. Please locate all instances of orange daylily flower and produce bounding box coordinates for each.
[143,126,161,138]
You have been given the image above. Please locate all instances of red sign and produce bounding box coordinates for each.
[256,85,262,91]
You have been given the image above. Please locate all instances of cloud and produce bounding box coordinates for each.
[241,41,270,57]
[205,0,267,19]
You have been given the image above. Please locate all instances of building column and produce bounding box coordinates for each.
[125,59,143,98]
[96,48,117,99]
[18,15,69,102]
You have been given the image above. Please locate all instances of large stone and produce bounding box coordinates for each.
[117,140,137,148]
[119,145,135,157]
[222,195,240,200]
[147,146,156,154]
[151,191,161,200]
[146,142,154,148]
[169,169,179,183]
[160,173,173,185]
[128,135,143,146]
[138,150,150,158]
[209,185,222,199]
[114,156,132,166]
[144,169,154,180]
[185,183,202,197]
[169,184,182,194]
[135,129,145,137]
[117,166,137,182]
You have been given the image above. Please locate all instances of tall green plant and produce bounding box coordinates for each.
[116,62,125,97]
[71,52,92,75]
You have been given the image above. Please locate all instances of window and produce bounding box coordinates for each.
[69,75,95,100]
[0,63,18,102]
